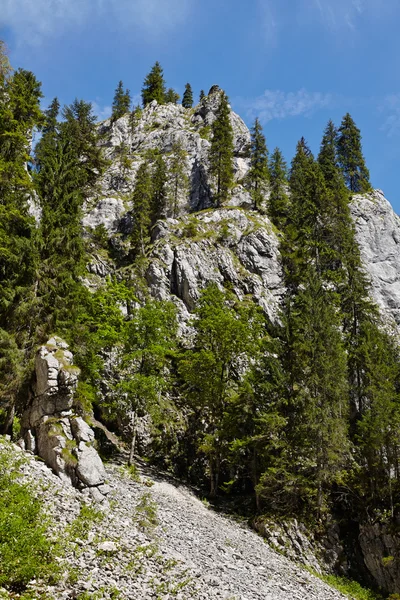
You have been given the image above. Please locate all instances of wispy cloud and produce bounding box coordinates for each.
[380,94,400,137]
[1,0,193,46]
[91,102,112,122]
[235,89,335,124]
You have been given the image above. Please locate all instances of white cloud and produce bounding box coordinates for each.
[1,0,193,46]
[235,89,334,124]
[311,0,396,31]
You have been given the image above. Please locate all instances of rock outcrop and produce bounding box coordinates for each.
[359,523,400,595]
[351,189,400,327]
[21,336,108,501]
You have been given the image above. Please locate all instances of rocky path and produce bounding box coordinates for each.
[12,442,349,600]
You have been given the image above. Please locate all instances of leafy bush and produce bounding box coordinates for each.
[0,442,60,591]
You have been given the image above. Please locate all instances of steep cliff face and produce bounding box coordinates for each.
[351,189,400,326]
[82,90,400,331]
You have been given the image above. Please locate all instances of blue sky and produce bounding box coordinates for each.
[2,0,400,212]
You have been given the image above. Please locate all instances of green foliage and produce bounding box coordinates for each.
[165,88,180,104]
[141,62,167,107]
[199,90,205,102]
[247,118,269,210]
[182,83,194,109]
[268,147,288,230]
[337,113,371,193]
[168,140,189,217]
[199,125,211,140]
[111,80,131,122]
[0,442,60,591]
[306,569,383,600]
[134,492,159,534]
[66,502,104,542]
[209,92,234,207]
[131,160,153,256]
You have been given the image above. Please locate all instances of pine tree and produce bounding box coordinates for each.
[269,274,349,516]
[141,62,166,107]
[209,93,234,207]
[182,83,193,109]
[165,88,180,104]
[247,118,269,210]
[337,113,371,193]
[111,80,131,122]
[268,147,289,230]
[131,161,152,256]
[169,140,189,217]
[199,90,205,102]
[151,152,168,221]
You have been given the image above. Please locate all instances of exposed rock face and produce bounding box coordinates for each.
[147,208,283,324]
[359,523,400,594]
[21,337,108,500]
[351,189,400,326]
[253,517,347,577]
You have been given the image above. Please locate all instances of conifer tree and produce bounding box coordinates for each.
[131,160,152,256]
[209,93,234,207]
[151,152,168,221]
[111,80,131,122]
[165,88,180,104]
[141,62,166,107]
[337,113,371,193]
[264,274,349,516]
[268,147,289,230]
[182,83,193,108]
[247,118,269,210]
[169,140,189,217]
[199,90,205,102]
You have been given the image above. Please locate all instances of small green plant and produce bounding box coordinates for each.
[66,502,104,542]
[182,221,198,238]
[305,568,383,600]
[119,463,141,482]
[199,125,211,140]
[134,492,159,534]
[382,555,395,567]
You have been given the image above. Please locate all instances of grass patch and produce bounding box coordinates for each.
[305,568,383,600]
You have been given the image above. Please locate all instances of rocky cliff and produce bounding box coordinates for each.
[82,89,400,331]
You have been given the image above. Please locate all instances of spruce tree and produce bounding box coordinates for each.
[141,62,166,107]
[182,83,193,109]
[199,90,205,102]
[169,140,189,217]
[337,113,371,193]
[111,80,131,122]
[165,88,180,104]
[131,160,152,256]
[151,152,168,221]
[209,93,234,207]
[268,147,289,230]
[247,118,269,210]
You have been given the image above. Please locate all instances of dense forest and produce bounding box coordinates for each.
[1,45,400,558]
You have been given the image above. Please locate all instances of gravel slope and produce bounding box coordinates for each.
[9,442,349,600]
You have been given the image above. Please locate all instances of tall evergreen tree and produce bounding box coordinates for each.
[199,90,205,102]
[337,113,371,193]
[141,62,166,107]
[268,147,289,230]
[182,83,193,109]
[247,118,269,210]
[169,140,189,217]
[150,151,168,222]
[131,161,152,256]
[111,80,131,122]
[209,93,234,207]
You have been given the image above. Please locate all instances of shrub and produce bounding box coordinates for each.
[0,442,60,591]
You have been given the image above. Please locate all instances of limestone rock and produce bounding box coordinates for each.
[146,208,283,324]
[76,443,106,487]
[359,522,400,594]
[22,338,107,497]
[351,190,400,326]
